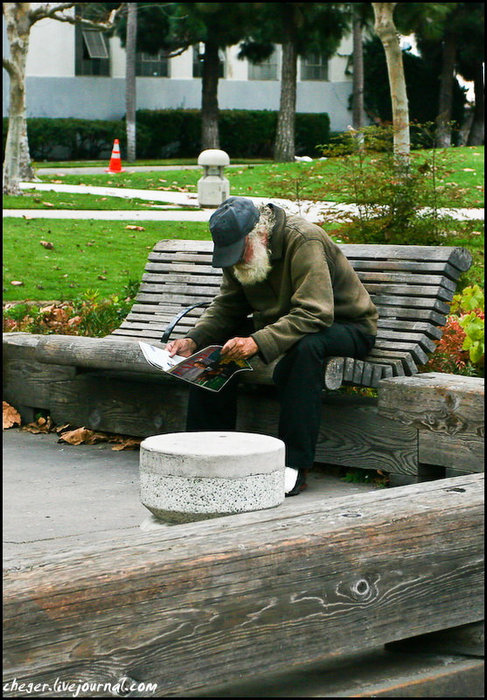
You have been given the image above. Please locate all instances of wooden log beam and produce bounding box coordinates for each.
[3,474,483,697]
[378,373,485,472]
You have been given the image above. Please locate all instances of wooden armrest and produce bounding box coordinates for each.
[161,301,210,344]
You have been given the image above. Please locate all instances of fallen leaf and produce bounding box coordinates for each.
[3,402,21,430]
[40,240,54,249]
[41,201,55,207]
[22,416,54,434]
[10,281,23,286]
[97,275,107,280]
[111,438,141,451]
[125,225,145,231]
[462,168,475,172]
[58,427,108,445]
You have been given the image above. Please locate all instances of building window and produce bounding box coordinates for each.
[248,46,279,80]
[75,25,110,76]
[136,51,169,77]
[300,53,328,81]
[192,44,225,78]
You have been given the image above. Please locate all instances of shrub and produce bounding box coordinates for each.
[318,123,466,246]
[422,285,484,376]
[3,110,331,161]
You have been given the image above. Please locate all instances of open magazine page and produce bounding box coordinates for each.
[138,342,252,392]
[138,342,185,371]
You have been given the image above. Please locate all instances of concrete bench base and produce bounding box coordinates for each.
[139,431,285,523]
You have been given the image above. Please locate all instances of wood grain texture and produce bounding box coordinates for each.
[3,474,483,696]
[378,373,484,437]
[237,391,418,475]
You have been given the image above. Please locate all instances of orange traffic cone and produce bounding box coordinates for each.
[105,139,125,173]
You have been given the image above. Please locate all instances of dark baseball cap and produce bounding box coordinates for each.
[209,197,260,267]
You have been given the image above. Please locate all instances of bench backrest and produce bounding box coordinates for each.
[111,239,472,388]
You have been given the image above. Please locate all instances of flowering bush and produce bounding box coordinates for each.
[422,285,484,376]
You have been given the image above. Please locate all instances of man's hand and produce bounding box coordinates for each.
[165,337,197,357]
[221,336,258,361]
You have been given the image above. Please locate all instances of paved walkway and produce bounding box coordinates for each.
[3,427,375,571]
[4,180,483,223]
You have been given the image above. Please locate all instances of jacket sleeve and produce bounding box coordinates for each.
[251,239,334,363]
[186,270,253,348]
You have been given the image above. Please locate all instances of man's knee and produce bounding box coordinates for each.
[272,334,325,386]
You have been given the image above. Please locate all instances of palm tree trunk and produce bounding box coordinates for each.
[372,2,410,170]
[467,62,484,146]
[435,31,456,148]
[201,40,220,149]
[273,40,297,162]
[125,2,137,162]
[352,8,366,130]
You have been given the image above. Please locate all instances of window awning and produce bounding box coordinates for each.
[82,30,109,59]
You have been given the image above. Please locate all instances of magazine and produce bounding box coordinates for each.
[139,341,253,392]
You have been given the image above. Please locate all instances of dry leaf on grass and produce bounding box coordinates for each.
[125,225,145,231]
[3,402,21,430]
[40,240,54,249]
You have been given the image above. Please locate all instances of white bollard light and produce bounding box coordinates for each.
[197,149,230,208]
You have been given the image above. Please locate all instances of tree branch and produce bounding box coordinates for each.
[29,3,124,29]
[28,3,76,25]
[2,56,16,79]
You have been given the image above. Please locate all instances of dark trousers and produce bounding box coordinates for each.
[186,323,375,469]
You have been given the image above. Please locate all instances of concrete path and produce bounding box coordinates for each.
[3,427,376,572]
[4,180,483,223]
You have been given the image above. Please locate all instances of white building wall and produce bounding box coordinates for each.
[27,16,75,77]
[110,35,126,79]
[4,17,354,132]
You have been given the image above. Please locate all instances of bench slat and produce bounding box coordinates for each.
[356,271,457,292]
[377,319,442,339]
[352,260,468,283]
[142,270,223,285]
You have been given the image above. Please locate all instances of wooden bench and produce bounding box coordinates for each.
[110,239,473,389]
[3,239,476,483]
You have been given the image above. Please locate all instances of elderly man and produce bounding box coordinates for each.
[166,197,378,496]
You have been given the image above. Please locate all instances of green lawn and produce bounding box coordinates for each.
[3,145,483,303]
[3,190,197,210]
[26,146,483,209]
[3,219,210,301]
[4,146,483,212]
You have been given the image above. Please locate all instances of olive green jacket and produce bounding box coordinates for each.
[187,204,378,364]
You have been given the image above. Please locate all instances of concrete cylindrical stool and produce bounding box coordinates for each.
[140,431,285,523]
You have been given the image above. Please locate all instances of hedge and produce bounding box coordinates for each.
[3,109,330,161]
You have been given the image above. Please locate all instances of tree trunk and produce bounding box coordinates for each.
[467,62,484,146]
[352,9,366,130]
[201,40,220,150]
[125,2,137,162]
[435,31,456,148]
[3,3,35,195]
[372,2,410,169]
[273,40,297,162]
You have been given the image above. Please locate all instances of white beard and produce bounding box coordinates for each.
[233,230,272,285]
